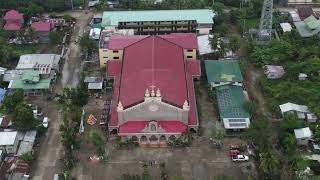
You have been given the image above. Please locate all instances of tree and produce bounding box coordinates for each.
[89,129,106,158]
[21,152,33,162]
[259,151,280,177]
[49,31,63,45]
[228,35,240,56]
[280,114,305,132]
[79,33,97,55]
[280,133,296,153]
[244,117,271,151]
[2,89,24,113]
[60,113,78,169]
[62,86,89,108]
[12,103,38,131]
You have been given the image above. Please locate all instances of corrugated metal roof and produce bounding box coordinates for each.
[279,102,309,113]
[304,15,320,29]
[216,85,250,119]
[294,20,320,37]
[102,9,214,27]
[204,59,243,83]
[9,79,51,90]
[0,131,17,146]
[294,127,312,139]
[16,54,60,70]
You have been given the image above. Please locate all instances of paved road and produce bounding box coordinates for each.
[31,11,92,180]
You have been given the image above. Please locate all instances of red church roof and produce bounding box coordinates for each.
[31,22,53,32]
[107,34,201,131]
[108,33,197,50]
[4,10,23,20]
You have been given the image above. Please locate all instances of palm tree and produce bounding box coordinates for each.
[259,151,279,177]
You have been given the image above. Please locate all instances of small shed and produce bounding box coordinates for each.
[89,28,101,40]
[263,65,285,79]
[294,127,312,145]
[279,102,309,119]
[280,23,293,32]
[299,73,308,80]
[307,113,317,123]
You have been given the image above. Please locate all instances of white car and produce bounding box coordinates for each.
[232,155,249,162]
[42,117,49,128]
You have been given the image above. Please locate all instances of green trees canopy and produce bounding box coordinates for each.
[2,89,24,113]
[12,103,38,130]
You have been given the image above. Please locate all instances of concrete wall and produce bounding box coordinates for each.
[183,49,196,60]
[99,48,108,67]
[99,49,123,67]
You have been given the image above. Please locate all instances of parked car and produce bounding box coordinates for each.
[231,155,249,162]
[42,117,49,128]
[28,104,43,118]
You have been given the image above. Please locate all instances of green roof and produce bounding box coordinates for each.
[22,71,40,83]
[9,79,51,90]
[304,15,320,30]
[204,59,243,83]
[216,85,249,119]
[294,20,320,37]
[102,9,214,27]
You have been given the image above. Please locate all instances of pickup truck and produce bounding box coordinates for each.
[231,155,249,162]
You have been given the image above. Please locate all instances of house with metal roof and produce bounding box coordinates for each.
[205,59,250,129]
[0,131,19,154]
[102,9,214,35]
[279,102,317,122]
[294,15,320,37]
[106,34,201,147]
[17,54,61,74]
[31,22,54,43]
[294,127,312,145]
[216,85,250,129]
[204,59,243,88]
[7,71,51,96]
[3,10,24,31]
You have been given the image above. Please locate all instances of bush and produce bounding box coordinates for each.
[21,152,33,162]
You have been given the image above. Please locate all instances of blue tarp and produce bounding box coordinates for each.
[0,88,6,103]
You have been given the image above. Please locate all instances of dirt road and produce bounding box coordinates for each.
[31,11,92,180]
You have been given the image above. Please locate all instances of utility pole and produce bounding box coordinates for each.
[71,0,74,10]
[258,0,273,41]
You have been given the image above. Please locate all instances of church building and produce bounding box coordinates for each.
[107,34,201,147]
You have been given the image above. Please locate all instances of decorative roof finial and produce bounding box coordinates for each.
[183,100,189,110]
[151,88,155,97]
[145,88,150,97]
[156,88,161,97]
[117,101,123,111]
